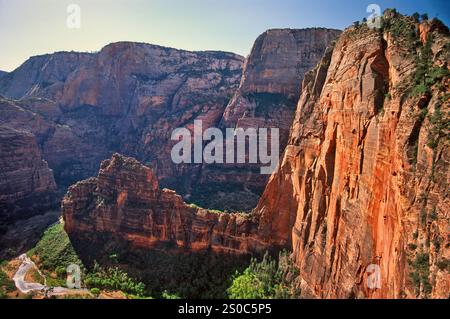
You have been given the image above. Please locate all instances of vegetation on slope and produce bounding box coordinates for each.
[227,251,301,299]
[84,263,146,296]
[27,222,82,287]
[0,266,15,298]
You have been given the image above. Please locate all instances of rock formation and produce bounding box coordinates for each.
[0,126,58,258]
[0,30,340,212]
[63,13,449,299]
[62,153,266,254]
[195,29,341,210]
[0,43,244,191]
[255,13,449,298]
[0,29,340,262]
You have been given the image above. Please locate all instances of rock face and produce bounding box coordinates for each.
[0,31,340,212]
[0,43,244,190]
[0,126,58,258]
[63,153,266,255]
[62,13,449,299]
[255,14,449,299]
[195,29,341,210]
[0,30,340,261]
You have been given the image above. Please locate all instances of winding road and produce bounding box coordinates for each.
[13,254,90,297]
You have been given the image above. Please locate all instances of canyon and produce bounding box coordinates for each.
[0,28,339,258]
[1,11,449,299]
[62,12,449,299]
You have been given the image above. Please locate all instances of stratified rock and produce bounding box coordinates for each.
[0,43,244,192]
[0,126,58,258]
[255,14,449,299]
[63,154,266,255]
[196,29,341,210]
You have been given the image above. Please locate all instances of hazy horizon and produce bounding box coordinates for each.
[1,0,449,72]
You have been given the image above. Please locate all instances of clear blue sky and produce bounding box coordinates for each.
[0,0,448,71]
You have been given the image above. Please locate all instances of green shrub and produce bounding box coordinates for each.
[90,288,100,296]
[0,269,15,298]
[55,266,67,278]
[84,263,146,296]
[31,223,82,272]
[227,251,301,299]
[409,252,431,295]
[427,106,449,149]
[162,291,181,299]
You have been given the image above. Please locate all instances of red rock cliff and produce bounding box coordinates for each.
[63,154,267,254]
[0,125,58,258]
[255,14,449,298]
[197,28,341,210]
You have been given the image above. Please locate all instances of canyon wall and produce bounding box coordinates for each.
[255,13,449,298]
[0,44,244,190]
[63,14,449,299]
[0,29,340,259]
[0,29,340,212]
[196,29,341,210]
[0,126,59,258]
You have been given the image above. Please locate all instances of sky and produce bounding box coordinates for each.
[0,0,449,71]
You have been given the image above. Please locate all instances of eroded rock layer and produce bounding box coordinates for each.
[0,30,340,212]
[0,126,58,258]
[194,29,341,210]
[0,43,244,191]
[63,154,267,255]
[255,14,449,298]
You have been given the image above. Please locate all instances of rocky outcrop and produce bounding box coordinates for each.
[194,29,341,210]
[0,126,58,258]
[62,154,267,255]
[255,13,449,299]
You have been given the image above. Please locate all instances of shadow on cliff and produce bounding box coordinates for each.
[69,232,255,298]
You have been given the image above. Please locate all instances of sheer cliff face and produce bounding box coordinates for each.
[255,16,449,299]
[0,126,58,258]
[62,154,266,255]
[197,29,341,211]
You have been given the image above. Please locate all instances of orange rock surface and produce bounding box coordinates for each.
[255,15,449,298]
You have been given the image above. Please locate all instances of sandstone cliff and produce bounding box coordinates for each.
[63,13,449,299]
[62,153,266,255]
[195,29,341,210]
[0,31,339,263]
[0,126,58,258]
[255,13,449,298]
[0,31,340,212]
[0,43,244,191]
